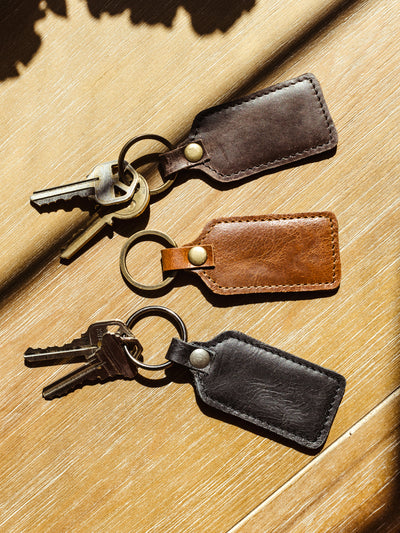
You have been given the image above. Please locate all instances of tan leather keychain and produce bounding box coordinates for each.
[120,212,341,294]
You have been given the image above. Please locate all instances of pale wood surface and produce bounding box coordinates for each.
[231,388,400,532]
[1,0,399,531]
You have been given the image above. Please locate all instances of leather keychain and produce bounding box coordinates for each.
[29,73,338,263]
[119,212,341,294]
[25,305,346,451]
[118,73,337,192]
[127,307,346,452]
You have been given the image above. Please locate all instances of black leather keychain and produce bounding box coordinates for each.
[25,306,346,452]
[126,307,346,452]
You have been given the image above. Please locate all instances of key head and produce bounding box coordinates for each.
[89,161,139,206]
[96,332,142,380]
[109,174,150,221]
[60,174,150,261]
[86,320,136,347]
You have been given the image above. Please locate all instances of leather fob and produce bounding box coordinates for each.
[161,212,341,295]
[159,73,337,182]
[166,331,346,451]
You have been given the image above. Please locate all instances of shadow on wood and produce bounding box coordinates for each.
[0,0,256,81]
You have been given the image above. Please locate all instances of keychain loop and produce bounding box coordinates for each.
[124,306,187,371]
[118,134,178,196]
[120,230,178,291]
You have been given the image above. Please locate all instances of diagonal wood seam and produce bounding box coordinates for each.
[0,0,360,304]
[228,386,400,532]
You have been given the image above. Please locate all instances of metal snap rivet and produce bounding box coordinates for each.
[189,348,210,369]
[188,246,208,266]
[184,143,204,162]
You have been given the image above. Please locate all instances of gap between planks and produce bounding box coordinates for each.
[229,386,400,532]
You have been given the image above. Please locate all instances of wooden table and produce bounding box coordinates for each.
[1,0,399,530]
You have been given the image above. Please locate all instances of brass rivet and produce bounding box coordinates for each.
[189,348,210,369]
[184,143,204,162]
[188,246,208,266]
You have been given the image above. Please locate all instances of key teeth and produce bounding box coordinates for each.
[24,332,95,366]
[25,341,78,355]
[30,194,95,213]
[42,366,136,400]
[24,336,91,357]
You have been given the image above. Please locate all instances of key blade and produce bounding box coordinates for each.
[24,345,96,366]
[30,180,97,210]
[60,211,113,261]
[24,320,133,365]
[24,324,97,366]
[42,333,140,400]
[42,359,105,400]
[59,175,150,261]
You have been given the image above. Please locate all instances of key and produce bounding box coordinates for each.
[60,173,150,261]
[30,161,139,209]
[41,332,142,400]
[24,319,133,365]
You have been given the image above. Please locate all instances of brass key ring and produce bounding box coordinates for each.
[118,134,178,196]
[120,230,178,291]
[124,305,187,371]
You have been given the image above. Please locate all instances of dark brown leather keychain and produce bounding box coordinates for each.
[25,305,346,452]
[117,73,337,194]
[30,73,338,262]
[119,212,341,294]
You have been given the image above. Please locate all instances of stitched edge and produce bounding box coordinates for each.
[197,213,339,292]
[190,74,336,179]
[194,332,345,447]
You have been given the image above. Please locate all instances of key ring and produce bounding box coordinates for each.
[120,230,178,291]
[124,305,187,371]
[118,134,178,196]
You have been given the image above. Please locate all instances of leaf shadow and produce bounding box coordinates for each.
[0,0,256,81]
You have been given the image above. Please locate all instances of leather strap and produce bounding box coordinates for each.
[161,212,341,295]
[166,331,346,451]
[159,73,337,182]
[161,244,215,271]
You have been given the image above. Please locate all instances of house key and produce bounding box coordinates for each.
[29,332,141,400]
[61,174,150,260]
[31,161,139,209]
[24,319,134,365]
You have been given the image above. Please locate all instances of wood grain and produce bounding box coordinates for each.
[230,388,400,532]
[1,0,399,531]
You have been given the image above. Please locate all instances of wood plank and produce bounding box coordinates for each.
[229,388,400,532]
[0,0,399,531]
[0,0,352,292]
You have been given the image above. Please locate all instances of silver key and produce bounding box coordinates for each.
[60,173,150,261]
[41,333,142,400]
[24,320,134,365]
[30,161,139,209]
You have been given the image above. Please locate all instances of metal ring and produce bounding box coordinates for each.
[120,230,178,291]
[124,306,187,371]
[117,134,178,196]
